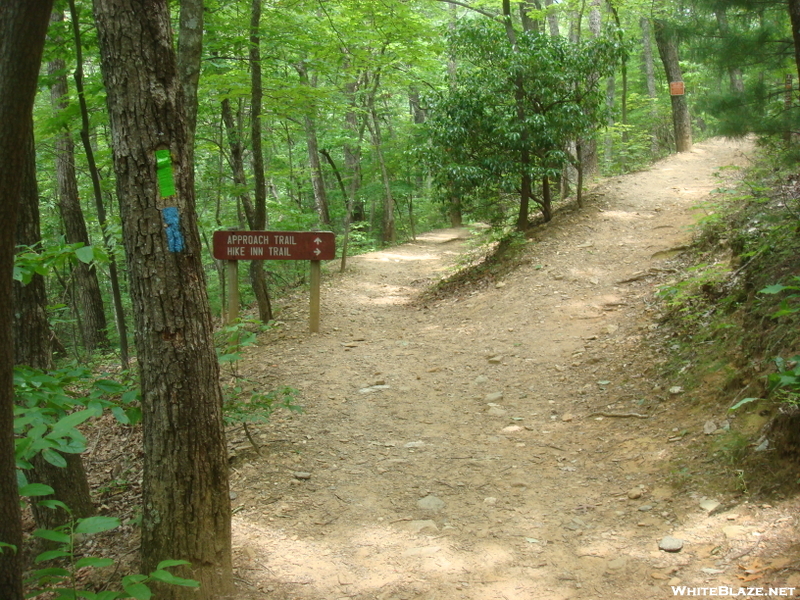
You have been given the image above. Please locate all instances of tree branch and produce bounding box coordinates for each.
[434,0,501,21]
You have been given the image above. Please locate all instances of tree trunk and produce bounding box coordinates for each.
[49,53,110,353]
[177,0,203,157]
[343,78,365,223]
[787,0,800,86]
[14,121,95,532]
[368,88,396,244]
[519,0,542,33]
[0,4,53,599]
[248,0,272,323]
[515,77,535,230]
[28,453,94,530]
[714,11,744,93]
[604,74,615,168]
[446,4,464,227]
[13,132,53,370]
[581,0,602,179]
[67,0,129,367]
[541,175,553,221]
[654,19,692,152]
[296,64,332,227]
[640,16,659,155]
[545,0,560,37]
[340,75,367,271]
[92,1,233,597]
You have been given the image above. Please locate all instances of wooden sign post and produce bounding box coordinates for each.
[213,230,335,332]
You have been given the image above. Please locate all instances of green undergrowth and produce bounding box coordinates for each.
[655,143,800,498]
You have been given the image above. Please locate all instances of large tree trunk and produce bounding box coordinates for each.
[92,1,233,597]
[14,123,95,531]
[49,54,110,354]
[654,19,692,152]
[0,4,54,599]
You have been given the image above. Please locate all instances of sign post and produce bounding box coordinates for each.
[213,230,335,332]
[226,259,239,324]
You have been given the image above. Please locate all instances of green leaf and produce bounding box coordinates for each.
[38,499,70,512]
[729,397,760,411]
[92,591,125,600]
[75,516,120,535]
[33,529,70,544]
[19,483,54,497]
[28,566,71,578]
[35,549,72,563]
[74,245,95,264]
[75,556,114,569]
[93,591,125,600]
[148,570,200,587]
[49,409,94,437]
[111,406,130,425]
[0,541,18,554]
[41,448,67,468]
[760,284,789,294]
[122,582,152,600]
[155,559,191,569]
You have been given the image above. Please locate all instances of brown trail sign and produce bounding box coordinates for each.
[213,230,335,332]
[212,230,335,261]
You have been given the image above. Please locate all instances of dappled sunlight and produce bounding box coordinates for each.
[348,281,416,306]
[230,516,564,599]
[362,251,442,263]
[599,210,646,221]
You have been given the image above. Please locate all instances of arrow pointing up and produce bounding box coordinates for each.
[314,237,322,244]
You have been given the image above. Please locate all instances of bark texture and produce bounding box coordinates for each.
[788,0,800,86]
[296,63,332,227]
[13,131,53,370]
[92,0,233,597]
[14,126,95,531]
[248,0,273,322]
[68,0,129,366]
[654,19,692,153]
[0,4,54,598]
[177,0,203,154]
[49,53,110,352]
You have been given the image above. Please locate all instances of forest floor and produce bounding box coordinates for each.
[218,137,800,600]
[80,137,800,600]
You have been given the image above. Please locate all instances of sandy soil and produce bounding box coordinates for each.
[227,138,800,600]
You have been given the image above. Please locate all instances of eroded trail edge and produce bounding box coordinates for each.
[230,139,798,600]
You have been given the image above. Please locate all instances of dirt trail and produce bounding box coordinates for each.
[229,138,799,599]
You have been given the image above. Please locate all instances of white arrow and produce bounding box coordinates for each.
[314,248,321,256]
[314,237,322,244]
